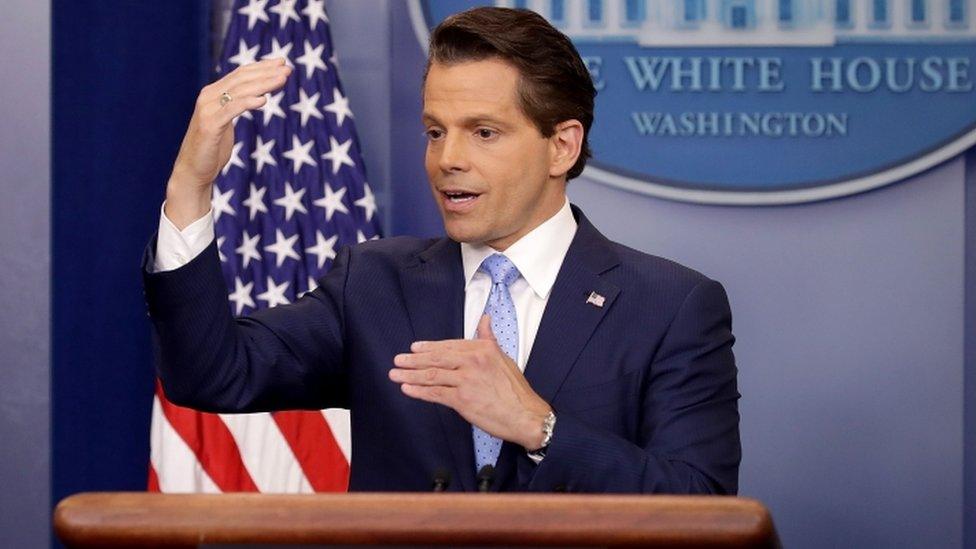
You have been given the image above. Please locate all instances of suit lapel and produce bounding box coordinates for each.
[523,207,620,405]
[398,238,477,491]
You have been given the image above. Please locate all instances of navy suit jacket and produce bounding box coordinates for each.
[143,205,740,493]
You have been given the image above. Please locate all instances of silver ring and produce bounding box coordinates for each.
[219,91,233,107]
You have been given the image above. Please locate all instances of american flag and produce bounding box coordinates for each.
[149,0,380,493]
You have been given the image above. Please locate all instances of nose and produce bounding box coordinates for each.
[436,131,470,173]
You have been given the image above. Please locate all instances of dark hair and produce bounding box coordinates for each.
[425,7,596,180]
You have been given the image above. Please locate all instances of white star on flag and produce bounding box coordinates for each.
[235,230,262,268]
[306,231,338,269]
[264,228,301,267]
[237,0,270,31]
[216,236,227,262]
[282,135,317,173]
[354,183,377,222]
[227,276,256,315]
[273,182,308,221]
[212,186,236,222]
[356,230,379,244]
[250,136,277,173]
[290,88,323,127]
[302,0,329,29]
[296,40,328,80]
[242,183,268,220]
[269,0,301,29]
[222,142,246,175]
[313,184,349,221]
[324,88,353,127]
[259,91,286,125]
[228,39,259,67]
[321,136,355,174]
[257,276,291,308]
[262,38,293,67]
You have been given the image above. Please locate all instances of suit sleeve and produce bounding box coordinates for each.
[520,278,741,494]
[142,236,351,413]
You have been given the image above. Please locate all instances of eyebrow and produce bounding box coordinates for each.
[422,113,511,129]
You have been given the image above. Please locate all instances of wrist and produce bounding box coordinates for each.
[165,171,213,230]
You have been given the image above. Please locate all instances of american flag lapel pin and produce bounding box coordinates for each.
[586,291,606,308]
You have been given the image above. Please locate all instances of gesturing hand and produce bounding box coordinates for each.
[165,58,292,229]
[390,314,553,450]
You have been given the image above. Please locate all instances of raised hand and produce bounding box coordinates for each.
[165,58,292,229]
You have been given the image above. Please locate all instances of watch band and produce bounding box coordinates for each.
[526,411,556,464]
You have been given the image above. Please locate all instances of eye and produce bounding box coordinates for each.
[425,128,444,141]
[476,128,498,140]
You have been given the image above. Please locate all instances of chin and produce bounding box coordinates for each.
[443,221,488,245]
[445,227,483,244]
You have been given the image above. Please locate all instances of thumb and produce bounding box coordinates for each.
[476,314,496,342]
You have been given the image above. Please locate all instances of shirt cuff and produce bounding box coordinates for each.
[153,202,215,273]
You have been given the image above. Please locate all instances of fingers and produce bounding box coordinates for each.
[194,95,264,137]
[400,383,454,406]
[205,58,289,102]
[227,74,288,103]
[203,68,291,129]
[197,58,289,106]
[393,350,465,369]
[409,339,473,353]
[227,66,291,102]
[209,92,265,128]
[389,367,461,387]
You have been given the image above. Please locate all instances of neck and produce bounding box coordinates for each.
[486,194,567,251]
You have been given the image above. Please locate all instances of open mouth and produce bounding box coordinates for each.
[442,190,481,204]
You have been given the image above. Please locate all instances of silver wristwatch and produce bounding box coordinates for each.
[526,411,557,464]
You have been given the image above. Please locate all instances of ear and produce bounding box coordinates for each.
[548,119,584,179]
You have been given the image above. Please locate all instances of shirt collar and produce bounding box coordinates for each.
[460,198,577,299]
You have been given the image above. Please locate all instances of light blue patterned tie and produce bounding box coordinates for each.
[473,253,521,473]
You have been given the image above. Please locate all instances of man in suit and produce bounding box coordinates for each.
[144,7,740,493]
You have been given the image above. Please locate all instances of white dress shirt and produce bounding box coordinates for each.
[153,203,218,272]
[154,198,578,371]
[460,199,577,371]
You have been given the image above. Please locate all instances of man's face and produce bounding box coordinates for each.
[422,58,567,250]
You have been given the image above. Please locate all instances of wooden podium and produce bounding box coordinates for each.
[55,492,780,548]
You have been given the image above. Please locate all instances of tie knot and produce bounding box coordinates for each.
[479,253,520,286]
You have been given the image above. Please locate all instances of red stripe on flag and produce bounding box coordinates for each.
[155,382,259,492]
[147,463,160,492]
[272,410,349,492]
